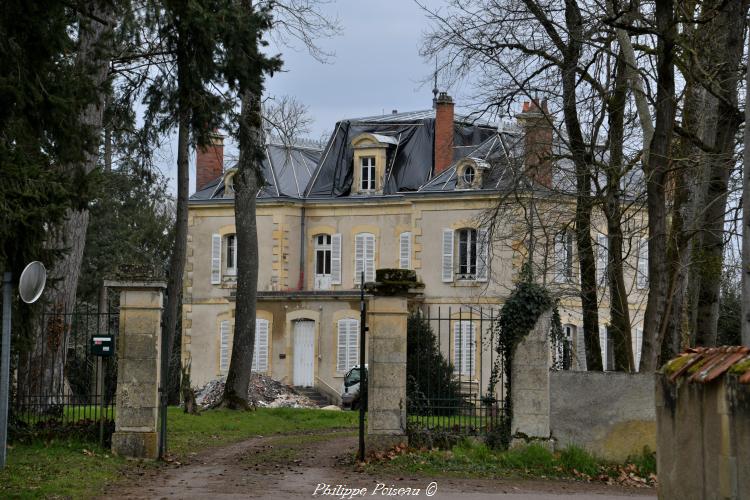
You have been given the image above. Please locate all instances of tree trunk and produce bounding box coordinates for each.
[222,88,263,408]
[743,30,750,347]
[19,1,114,406]
[692,0,746,347]
[562,0,601,370]
[640,0,676,372]
[605,51,633,371]
[162,38,191,404]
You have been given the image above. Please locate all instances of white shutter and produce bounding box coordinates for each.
[477,228,489,282]
[554,233,565,283]
[454,321,475,377]
[365,234,375,282]
[211,234,222,284]
[253,319,269,372]
[337,319,347,372]
[442,229,454,282]
[219,320,230,372]
[354,234,364,286]
[599,325,608,371]
[331,233,342,284]
[597,234,608,286]
[348,319,359,371]
[633,328,643,372]
[399,232,412,269]
[637,238,648,289]
[337,319,359,372]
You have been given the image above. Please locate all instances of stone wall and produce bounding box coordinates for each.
[550,371,655,461]
[656,373,750,499]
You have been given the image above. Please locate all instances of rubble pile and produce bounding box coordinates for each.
[195,373,319,409]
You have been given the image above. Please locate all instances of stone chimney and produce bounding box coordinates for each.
[196,132,224,191]
[434,92,455,177]
[516,99,553,188]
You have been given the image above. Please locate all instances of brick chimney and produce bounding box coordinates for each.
[516,99,553,188]
[196,132,224,191]
[434,92,455,176]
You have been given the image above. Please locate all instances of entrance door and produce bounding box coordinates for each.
[293,320,315,387]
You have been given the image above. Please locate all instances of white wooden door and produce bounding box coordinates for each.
[293,320,315,387]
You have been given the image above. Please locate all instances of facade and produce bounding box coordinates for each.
[182,94,648,403]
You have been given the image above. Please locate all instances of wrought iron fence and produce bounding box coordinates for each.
[11,303,119,432]
[407,305,504,436]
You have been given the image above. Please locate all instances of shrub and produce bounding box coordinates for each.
[406,313,464,416]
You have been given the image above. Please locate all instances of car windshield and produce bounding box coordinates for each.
[344,368,361,387]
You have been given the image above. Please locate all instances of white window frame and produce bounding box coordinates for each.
[337,318,359,373]
[360,156,376,191]
[456,228,478,280]
[596,234,607,286]
[225,234,237,276]
[314,234,332,277]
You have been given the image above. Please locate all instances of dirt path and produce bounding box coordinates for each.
[109,431,656,500]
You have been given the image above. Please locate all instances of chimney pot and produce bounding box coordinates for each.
[434,92,455,176]
[196,132,225,191]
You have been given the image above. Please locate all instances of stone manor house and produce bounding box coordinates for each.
[182,93,648,403]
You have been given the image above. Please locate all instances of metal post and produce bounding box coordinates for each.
[358,271,366,462]
[1,272,13,469]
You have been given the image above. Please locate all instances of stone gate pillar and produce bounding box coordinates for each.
[365,269,421,453]
[105,280,166,459]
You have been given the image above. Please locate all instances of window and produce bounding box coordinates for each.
[399,232,412,269]
[354,233,376,285]
[337,318,359,372]
[360,156,376,191]
[457,228,477,279]
[596,234,607,287]
[637,238,648,290]
[462,165,475,185]
[554,230,574,283]
[225,234,237,275]
[453,321,476,378]
[442,228,488,283]
[564,324,586,371]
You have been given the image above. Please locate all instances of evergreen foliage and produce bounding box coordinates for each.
[406,313,463,416]
[0,0,100,275]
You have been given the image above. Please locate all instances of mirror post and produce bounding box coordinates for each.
[0,272,12,469]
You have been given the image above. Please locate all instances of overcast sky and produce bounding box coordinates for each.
[152,0,470,195]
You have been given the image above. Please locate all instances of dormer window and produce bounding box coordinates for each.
[351,133,398,195]
[360,156,376,191]
[456,157,489,190]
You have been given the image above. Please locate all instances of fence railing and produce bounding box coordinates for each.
[11,303,119,433]
[407,305,504,435]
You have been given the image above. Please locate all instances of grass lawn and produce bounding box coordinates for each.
[1,407,358,499]
[370,439,656,485]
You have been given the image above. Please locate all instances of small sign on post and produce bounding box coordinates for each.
[91,336,115,357]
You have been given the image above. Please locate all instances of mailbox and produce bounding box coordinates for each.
[91,335,115,357]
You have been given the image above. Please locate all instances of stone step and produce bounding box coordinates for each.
[293,386,330,407]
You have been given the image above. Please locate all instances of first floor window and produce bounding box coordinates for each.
[225,234,237,275]
[361,156,376,191]
[554,230,574,283]
[453,321,476,378]
[337,318,359,372]
[315,234,331,276]
[637,238,648,290]
[354,232,376,284]
[457,228,477,279]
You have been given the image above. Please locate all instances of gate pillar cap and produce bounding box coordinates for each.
[103,280,167,291]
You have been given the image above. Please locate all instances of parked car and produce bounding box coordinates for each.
[341,365,367,410]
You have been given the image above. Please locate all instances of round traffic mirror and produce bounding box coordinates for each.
[19,261,47,304]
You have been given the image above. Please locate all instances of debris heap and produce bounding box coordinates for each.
[195,373,319,409]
